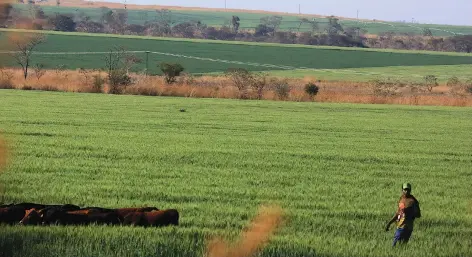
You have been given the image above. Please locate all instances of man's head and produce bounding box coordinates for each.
[402,183,412,196]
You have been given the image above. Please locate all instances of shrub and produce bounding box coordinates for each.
[108,70,132,94]
[160,63,185,84]
[304,82,319,100]
[465,79,472,94]
[370,78,398,96]
[251,73,269,100]
[0,69,14,89]
[33,63,46,81]
[447,76,461,87]
[225,68,253,99]
[423,75,438,92]
[91,74,105,93]
[272,78,291,100]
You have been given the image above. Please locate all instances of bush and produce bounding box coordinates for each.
[272,78,291,100]
[466,79,472,94]
[0,70,14,89]
[91,74,105,93]
[160,63,185,84]
[370,78,399,96]
[423,75,438,92]
[304,82,319,99]
[225,68,253,99]
[0,79,14,89]
[447,76,461,87]
[108,70,132,94]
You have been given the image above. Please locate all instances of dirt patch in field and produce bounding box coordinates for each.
[206,205,284,257]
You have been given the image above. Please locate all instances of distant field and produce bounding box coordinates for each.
[267,65,472,83]
[1,30,472,76]
[12,3,472,36]
[0,90,471,257]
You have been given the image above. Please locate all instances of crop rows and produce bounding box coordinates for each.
[11,4,472,36]
[1,30,472,75]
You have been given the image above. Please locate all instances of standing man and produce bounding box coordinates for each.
[385,183,421,246]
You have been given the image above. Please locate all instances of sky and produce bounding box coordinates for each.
[115,0,471,26]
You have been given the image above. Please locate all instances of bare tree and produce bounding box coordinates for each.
[33,63,46,80]
[8,33,46,79]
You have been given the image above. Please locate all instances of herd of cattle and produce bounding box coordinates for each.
[0,202,179,227]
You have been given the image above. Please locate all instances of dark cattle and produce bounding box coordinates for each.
[123,209,179,227]
[79,207,116,213]
[19,204,81,225]
[37,204,81,220]
[42,209,122,226]
[9,203,46,210]
[0,206,28,224]
[1,203,51,224]
[19,209,42,225]
[115,207,159,220]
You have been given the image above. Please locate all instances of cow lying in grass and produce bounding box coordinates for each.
[17,204,168,227]
[123,209,179,227]
[1,203,79,225]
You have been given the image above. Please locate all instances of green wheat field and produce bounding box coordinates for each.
[1,30,472,82]
[0,90,471,257]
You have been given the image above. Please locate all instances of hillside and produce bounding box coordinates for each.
[2,30,472,75]
[16,0,472,36]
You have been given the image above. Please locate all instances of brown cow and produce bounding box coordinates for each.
[0,203,46,225]
[41,209,122,226]
[114,207,159,220]
[122,209,179,227]
[19,208,42,225]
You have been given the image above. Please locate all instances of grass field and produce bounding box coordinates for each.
[267,64,472,83]
[12,4,472,36]
[1,30,472,77]
[0,90,471,257]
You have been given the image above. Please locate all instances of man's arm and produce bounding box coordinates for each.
[385,213,397,231]
[415,200,421,218]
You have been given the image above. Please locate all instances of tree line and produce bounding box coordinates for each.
[1,3,472,53]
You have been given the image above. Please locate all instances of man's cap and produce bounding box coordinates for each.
[402,183,412,190]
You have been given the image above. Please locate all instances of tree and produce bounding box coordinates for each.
[155,9,174,35]
[8,33,46,79]
[304,82,319,100]
[160,63,184,84]
[225,68,253,99]
[254,24,274,37]
[49,13,76,32]
[448,35,472,53]
[422,28,433,37]
[231,16,240,33]
[326,16,344,35]
[172,22,196,38]
[423,75,438,92]
[251,72,268,100]
[0,3,12,27]
[260,16,283,36]
[104,46,135,94]
[299,18,319,34]
[309,19,319,34]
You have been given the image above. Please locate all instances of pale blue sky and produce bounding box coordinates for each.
[111,0,471,25]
